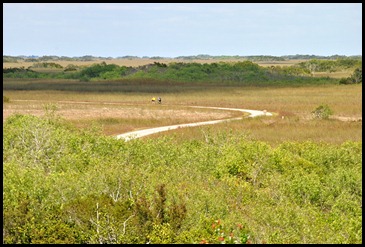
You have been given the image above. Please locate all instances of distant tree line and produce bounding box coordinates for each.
[3,54,362,63]
[294,58,362,73]
[3,59,362,85]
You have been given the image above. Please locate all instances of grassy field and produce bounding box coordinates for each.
[3,82,362,146]
[3,58,309,69]
[3,74,362,244]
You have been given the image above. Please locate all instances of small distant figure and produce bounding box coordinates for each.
[152,97,156,103]
[158,97,162,104]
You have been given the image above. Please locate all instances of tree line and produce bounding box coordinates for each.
[3,59,362,85]
[3,54,362,63]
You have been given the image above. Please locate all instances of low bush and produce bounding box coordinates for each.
[312,104,334,119]
[3,95,10,103]
[3,113,362,244]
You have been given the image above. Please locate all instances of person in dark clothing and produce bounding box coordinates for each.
[158,97,162,104]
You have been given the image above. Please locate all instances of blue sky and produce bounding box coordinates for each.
[3,3,362,57]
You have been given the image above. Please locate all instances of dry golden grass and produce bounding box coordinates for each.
[3,58,306,69]
[3,84,361,145]
[3,98,242,134]
[137,84,362,145]
[5,84,361,117]
[254,59,309,67]
[312,70,354,78]
[154,115,362,146]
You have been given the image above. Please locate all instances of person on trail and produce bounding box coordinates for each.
[158,97,161,104]
[152,97,156,103]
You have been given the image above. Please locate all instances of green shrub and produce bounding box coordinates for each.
[311,104,333,119]
[339,67,362,84]
[3,95,10,103]
[2,114,362,244]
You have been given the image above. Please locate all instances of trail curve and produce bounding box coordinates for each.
[115,106,272,141]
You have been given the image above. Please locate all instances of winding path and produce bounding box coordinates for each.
[6,100,273,141]
[115,106,272,141]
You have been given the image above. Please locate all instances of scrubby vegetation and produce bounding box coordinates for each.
[3,95,10,103]
[339,68,362,84]
[3,55,362,243]
[312,104,334,120]
[3,113,362,244]
[3,57,362,87]
[29,62,64,69]
[294,58,362,74]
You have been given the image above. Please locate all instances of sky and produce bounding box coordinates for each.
[3,3,362,58]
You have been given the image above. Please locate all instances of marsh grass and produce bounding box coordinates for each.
[3,58,308,69]
[5,80,361,115]
[155,116,362,146]
[3,78,218,94]
[312,71,354,79]
[3,82,361,145]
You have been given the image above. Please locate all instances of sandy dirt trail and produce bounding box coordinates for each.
[115,106,273,141]
[4,100,273,141]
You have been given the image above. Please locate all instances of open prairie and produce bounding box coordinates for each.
[3,58,308,69]
[3,83,362,146]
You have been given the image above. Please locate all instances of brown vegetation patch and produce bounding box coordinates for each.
[3,58,307,69]
[3,101,236,124]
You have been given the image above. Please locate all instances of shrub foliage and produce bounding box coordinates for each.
[3,113,362,244]
[312,104,334,119]
[4,59,356,86]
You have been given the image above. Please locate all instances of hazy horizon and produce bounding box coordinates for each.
[3,54,362,59]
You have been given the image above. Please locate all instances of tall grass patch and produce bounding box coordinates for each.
[4,84,361,145]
